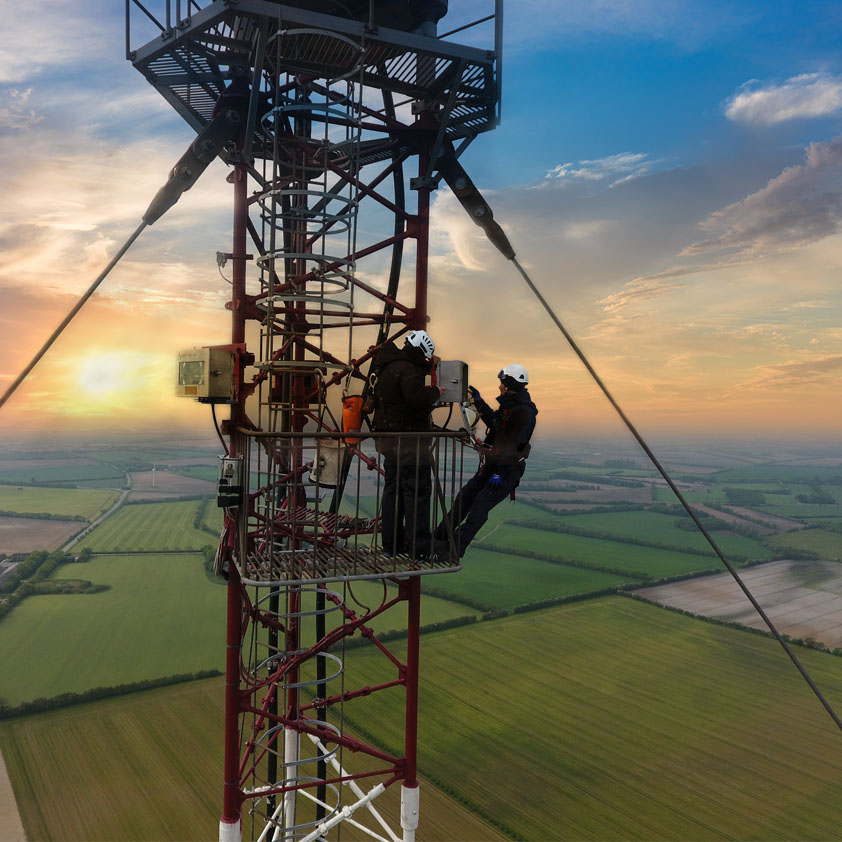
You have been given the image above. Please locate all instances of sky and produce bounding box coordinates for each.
[2,0,842,447]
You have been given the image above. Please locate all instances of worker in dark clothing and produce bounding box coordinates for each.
[370,330,441,558]
[435,364,537,559]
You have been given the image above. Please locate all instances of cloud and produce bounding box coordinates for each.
[682,134,842,259]
[729,355,842,394]
[726,74,842,126]
[0,1,116,83]
[544,153,660,188]
[0,88,42,131]
[596,278,684,313]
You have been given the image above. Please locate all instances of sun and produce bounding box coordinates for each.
[77,354,126,398]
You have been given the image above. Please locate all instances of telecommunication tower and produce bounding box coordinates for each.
[126,2,503,840]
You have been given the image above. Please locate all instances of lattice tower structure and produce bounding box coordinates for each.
[127,3,502,841]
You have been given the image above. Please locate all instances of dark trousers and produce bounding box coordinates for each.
[437,465,520,557]
[381,453,432,557]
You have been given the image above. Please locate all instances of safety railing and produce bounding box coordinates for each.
[231,429,474,586]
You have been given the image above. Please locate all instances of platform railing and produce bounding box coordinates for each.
[232,428,472,586]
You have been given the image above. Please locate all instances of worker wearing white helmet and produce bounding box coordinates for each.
[369,329,442,558]
[434,363,537,559]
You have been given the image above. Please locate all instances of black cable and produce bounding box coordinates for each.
[510,255,842,734]
[211,403,230,455]
[0,221,148,412]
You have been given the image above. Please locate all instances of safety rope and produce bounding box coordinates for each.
[510,255,842,734]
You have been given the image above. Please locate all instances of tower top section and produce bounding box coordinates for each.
[127,0,502,161]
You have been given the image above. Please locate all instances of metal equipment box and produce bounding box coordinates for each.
[436,360,468,404]
[176,347,235,402]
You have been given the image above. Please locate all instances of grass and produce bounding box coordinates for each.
[554,509,773,559]
[0,463,125,486]
[486,522,731,577]
[0,679,506,842]
[767,529,842,558]
[0,556,477,707]
[0,554,226,706]
[0,486,119,520]
[347,596,842,841]
[429,546,634,609]
[74,500,216,552]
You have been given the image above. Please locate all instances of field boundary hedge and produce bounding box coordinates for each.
[478,542,652,581]
[0,670,223,719]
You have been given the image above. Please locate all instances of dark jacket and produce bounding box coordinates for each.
[475,388,538,469]
[370,342,439,433]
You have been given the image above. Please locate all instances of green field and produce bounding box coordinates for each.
[759,503,842,519]
[714,465,842,482]
[430,546,633,609]
[0,680,505,842]
[0,486,119,519]
[6,599,842,841]
[767,529,842,558]
[555,509,773,559]
[74,500,216,552]
[0,463,125,486]
[348,597,842,841]
[486,522,730,577]
[0,554,226,706]
[0,556,478,707]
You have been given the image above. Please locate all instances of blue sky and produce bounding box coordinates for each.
[2,0,842,443]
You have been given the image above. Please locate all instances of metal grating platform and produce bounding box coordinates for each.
[128,0,498,151]
[240,544,460,586]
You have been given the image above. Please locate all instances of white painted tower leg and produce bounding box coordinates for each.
[400,784,420,842]
[283,727,300,834]
[219,817,241,842]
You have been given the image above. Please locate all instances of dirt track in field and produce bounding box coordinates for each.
[634,559,842,649]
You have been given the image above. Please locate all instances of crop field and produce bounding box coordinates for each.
[555,509,773,559]
[758,502,842,519]
[86,447,221,471]
[0,679,505,842]
[74,500,215,552]
[172,464,218,483]
[0,553,226,706]
[714,464,842,483]
[0,462,125,487]
[348,596,842,841]
[0,518,83,554]
[429,546,633,609]
[485,523,728,577]
[0,555,478,706]
[767,528,842,558]
[0,486,118,519]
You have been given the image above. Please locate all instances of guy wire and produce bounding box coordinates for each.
[510,255,842,734]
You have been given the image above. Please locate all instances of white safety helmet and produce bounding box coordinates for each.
[405,329,435,359]
[498,364,529,389]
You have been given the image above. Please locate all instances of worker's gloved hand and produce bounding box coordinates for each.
[468,385,481,402]
[487,472,502,490]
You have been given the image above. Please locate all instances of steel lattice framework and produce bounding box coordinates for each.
[127,3,502,840]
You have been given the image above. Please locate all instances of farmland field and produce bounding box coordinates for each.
[0,463,125,487]
[767,528,842,558]
[0,486,119,519]
[0,556,478,706]
[0,679,506,842]
[0,518,83,554]
[73,500,216,552]
[485,522,733,577]
[554,509,773,558]
[348,596,842,841]
[429,546,634,609]
[0,553,226,706]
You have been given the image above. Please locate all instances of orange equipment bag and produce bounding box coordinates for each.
[342,395,364,444]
